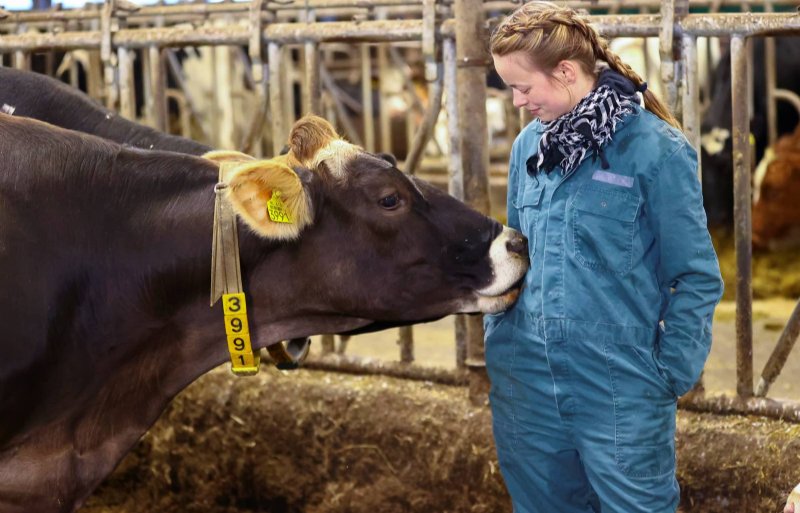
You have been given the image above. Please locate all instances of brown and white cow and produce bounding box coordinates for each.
[752,124,800,250]
[0,113,527,513]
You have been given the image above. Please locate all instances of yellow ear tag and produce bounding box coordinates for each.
[267,190,292,224]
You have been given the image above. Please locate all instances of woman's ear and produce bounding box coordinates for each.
[556,60,578,85]
[226,159,313,240]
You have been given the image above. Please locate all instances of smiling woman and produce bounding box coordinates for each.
[483,2,723,513]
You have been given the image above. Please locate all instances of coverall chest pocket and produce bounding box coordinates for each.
[513,179,543,259]
[571,185,641,274]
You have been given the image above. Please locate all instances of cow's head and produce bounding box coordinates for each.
[220,115,527,337]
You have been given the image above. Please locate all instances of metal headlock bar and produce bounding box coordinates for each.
[2,14,800,52]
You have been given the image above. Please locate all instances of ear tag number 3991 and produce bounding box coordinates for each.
[222,293,260,375]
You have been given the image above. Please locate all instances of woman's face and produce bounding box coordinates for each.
[492,51,574,122]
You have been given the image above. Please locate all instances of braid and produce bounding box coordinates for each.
[491,1,682,130]
[592,30,682,129]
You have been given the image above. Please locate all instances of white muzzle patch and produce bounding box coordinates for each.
[457,226,529,314]
[476,226,528,298]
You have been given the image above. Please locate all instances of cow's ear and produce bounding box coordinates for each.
[202,149,256,164]
[226,159,312,240]
[288,115,340,163]
[377,152,397,167]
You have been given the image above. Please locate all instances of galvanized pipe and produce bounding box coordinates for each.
[659,0,677,114]
[376,13,392,153]
[2,15,800,54]
[268,41,285,156]
[756,298,800,397]
[149,45,166,132]
[4,1,800,27]
[730,34,753,399]
[116,46,135,120]
[320,64,364,146]
[302,11,322,115]
[455,0,491,405]
[404,62,444,176]
[774,89,800,116]
[360,44,375,152]
[681,34,701,165]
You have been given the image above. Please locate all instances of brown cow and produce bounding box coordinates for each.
[0,113,527,513]
[752,125,800,250]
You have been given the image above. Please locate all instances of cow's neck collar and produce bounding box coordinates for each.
[210,161,310,375]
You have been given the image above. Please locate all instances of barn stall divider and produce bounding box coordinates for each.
[2,0,800,510]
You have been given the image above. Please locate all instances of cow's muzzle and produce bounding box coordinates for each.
[469,227,529,314]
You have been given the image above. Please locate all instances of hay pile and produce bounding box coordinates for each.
[80,367,800,513]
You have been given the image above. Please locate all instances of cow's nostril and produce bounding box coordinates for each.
[506,233,528,256]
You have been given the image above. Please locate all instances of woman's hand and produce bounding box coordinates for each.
[785,501,795,513]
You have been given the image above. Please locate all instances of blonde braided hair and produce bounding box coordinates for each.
[490,1,680,129]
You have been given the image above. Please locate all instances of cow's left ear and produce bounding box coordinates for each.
[202,150,256,164]
[226,159,312,240]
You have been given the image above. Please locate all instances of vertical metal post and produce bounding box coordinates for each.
[149,46,166,132]
[282,47,296,130]
[302,13,321,115]
[444,36,467,369]
[764,0,777,146]
[13,24,29,71]
[731,34,753,398]
[68,50,80,88]
[681,34,701,171]
[244,0,266,157]
[377,46,392,153]
[659,0,677,114]
[101,0,118,110]
[268,41,285,156]
[361,44,375,152]
[377,8,391,153]
[444,37,462,202]
[208,46,219,147]
[398,327,414,364]
[455,0,491,405]
[117,46,135,120]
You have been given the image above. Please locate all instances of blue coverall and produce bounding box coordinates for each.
[484,105,724,513]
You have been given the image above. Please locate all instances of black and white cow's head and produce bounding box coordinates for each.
[216,115,528,334]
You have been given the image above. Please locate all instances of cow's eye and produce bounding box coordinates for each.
[378,193,401,210]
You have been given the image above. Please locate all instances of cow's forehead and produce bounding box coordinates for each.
[307,139,361,178]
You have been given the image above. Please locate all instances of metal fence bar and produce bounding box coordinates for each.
[730,34,753,399]
[3,0,799,27]
[455,0,491,405]
[360,44,375,152]
[2,14,800,54]
[268,41,285,156]
[756,299,800,397]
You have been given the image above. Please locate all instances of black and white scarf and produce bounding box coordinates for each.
[527,69,643,177]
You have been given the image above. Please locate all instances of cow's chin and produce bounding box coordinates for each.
[467,285,522,314]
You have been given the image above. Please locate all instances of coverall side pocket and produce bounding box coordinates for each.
[603,342,677,479]
[513,180,543,259]
[572,185,640,274]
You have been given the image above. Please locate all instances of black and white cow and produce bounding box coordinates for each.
[700,36,800,228]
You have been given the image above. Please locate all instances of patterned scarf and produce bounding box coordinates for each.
[527,68,643,177]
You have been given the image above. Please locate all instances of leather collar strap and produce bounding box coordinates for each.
[210,161,311,374]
